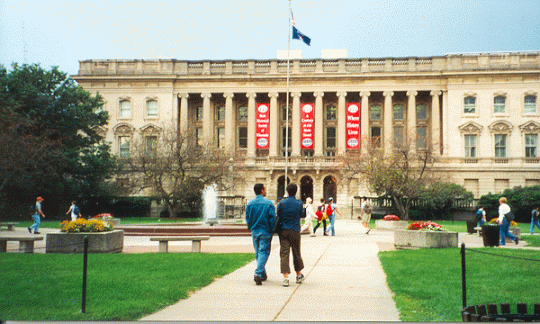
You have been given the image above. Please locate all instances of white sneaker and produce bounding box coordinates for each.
[296,274,305,284]
[282,278,289,287]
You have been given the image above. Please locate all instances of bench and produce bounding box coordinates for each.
[0,236,44,253]
[0,222,19,231]
[150,236,210,253]
[473,227,482,235]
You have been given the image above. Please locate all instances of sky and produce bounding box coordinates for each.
[1,0,540,76]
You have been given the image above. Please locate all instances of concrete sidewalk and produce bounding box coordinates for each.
[140,220,401,322]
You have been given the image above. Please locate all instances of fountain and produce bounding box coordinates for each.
[203,184,219,226]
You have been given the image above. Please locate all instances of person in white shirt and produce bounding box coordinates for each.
[497,197,518,245]
[300,197,316,237]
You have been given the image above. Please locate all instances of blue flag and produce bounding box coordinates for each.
[292,26,311,46]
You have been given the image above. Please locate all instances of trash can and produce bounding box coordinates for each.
[481,224,500,247]
[466,220,477,234]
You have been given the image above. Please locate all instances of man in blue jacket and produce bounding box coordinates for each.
[277,183,305,287]
[245,183,276,285]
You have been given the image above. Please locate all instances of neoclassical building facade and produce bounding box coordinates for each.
[73,51,540,217]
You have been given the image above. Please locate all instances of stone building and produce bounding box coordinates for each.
[73,51,540,217]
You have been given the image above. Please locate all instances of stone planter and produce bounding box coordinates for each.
[46,230,124,253]
[375,220,409,231]
[96,218,120,227]
[394,230,458,249]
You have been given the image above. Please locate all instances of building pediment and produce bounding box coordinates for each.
[458,122,483,134]
[113,123,135,136]
[488,120,513,133]
[140,124,162,136]
[519,120,540,133]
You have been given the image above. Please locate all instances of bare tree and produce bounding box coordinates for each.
[338,135,445,220]
[119,126,237,218]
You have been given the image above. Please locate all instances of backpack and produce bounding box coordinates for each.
[533,209,539,220]
[73,205,80,216]
[476,209,483,220]
[326,204,334,216]
[301,207,307,219]
[504,211,515,222]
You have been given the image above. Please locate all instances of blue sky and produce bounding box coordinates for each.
[1,0,540,76]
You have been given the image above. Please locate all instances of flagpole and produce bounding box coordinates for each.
[285,0,291,191]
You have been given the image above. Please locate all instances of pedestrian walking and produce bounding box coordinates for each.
[325,197,342,236]
[245,183,276,285]
[66,201,82,222]
[300,197,315,237]
[497,197,518,245]
[530,206,540,234]
[28,197,45,234]
[476,206,486,226]
[277,183,305,287]
[360,197,372,234]
[313,198,328,235]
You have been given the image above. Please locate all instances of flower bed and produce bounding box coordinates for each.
[46,230,124,253]
[92,213,120,226]
[395,221,457,249]
[61,218,113,233]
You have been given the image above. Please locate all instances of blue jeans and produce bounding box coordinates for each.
[478,219,485,227]
[326,214,336,236]
[252,231,272,278]
[530,218,540,234]
[30,214,41,232]
[499,217,516,244]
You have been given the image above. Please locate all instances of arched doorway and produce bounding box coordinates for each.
[277,175,290,199]
[300,176,313,202]
[323,175,337,202]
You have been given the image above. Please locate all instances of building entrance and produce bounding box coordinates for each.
[300,176,313,202]
[323,175,337,202]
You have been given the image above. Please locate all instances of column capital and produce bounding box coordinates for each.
[246,92,257,99]
[336,91,347,98]
[360,91,371,97]
[178,93,189,99]
[430,90,442,97]
[407,90,418,97]
[383,91,394,97]
[291,91,302,98]
[268,92,279,98]
[201,92,212,99]
[314,91,325,98]
[223,92,234,99]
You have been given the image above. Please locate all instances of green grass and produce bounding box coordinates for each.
[379,248,540,322]
[0,253,254,321]
[523,235,540,247]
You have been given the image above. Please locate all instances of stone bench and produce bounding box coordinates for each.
[0,222,19,231]
[150,236,210,253]
[0,236,43,253]
[473,226,482,235]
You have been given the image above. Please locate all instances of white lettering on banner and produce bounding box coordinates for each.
[256,103,270,149]
[301,103,315,149]
[346,102,361,150]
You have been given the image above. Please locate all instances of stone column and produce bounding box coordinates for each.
[224,92,235,152]
[360,91,370,153]
[431,90,442,155]
[337,91,347,155]
[178,93,189,134]
[383,91,394,154]
[201,92,213,145]
[442,90,448,156]
[269,92,279,157]
[291,91,302,157]
[407,90,417,151]
[246,92,257,158]
[314,91,325,157]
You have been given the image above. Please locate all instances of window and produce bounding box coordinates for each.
[325,127,336,156]
[525,95,537,114]
[494,134,507,157]
[145,136,157,157]
[525,134,538,157]
[416,104,428,120]
[393,104,404,120]
[370,104,382,120]
[146,100,158,117]
[326,105,337,121]
[216,106,225,121]
[281,127,291,156]
[216,127,225,148]
[464,96,476,114]
[416,126,427,150]
[464,134,477,158]
[119,100,131,118]
[281,105,292,121]
[118,136,130,158]
[494,96,506,114]
[371,126,381,147]
[196,107,203,121]
[393,126,404,146]
[238,106,248,121]
[195,128,203,147]
[238,127,247,148]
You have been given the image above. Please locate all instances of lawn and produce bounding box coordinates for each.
[0,252,254,321]
[379,248,540,322]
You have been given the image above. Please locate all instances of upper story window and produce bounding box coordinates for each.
[393,126,404,147]
[196,106,203,121]
[393,104,405,121]
[370,126,381,147]
[195,128,203,147]
[281,105,292,121]
[464,96,476,114]
[525,95,537,114]
[416,104,428,120]
[326,104,337,121]
[216,106,225,121]
[494,96,506,114]
[464,134,477,158]
[118,136,130,158]
[325,127,336,156]
[119,100,131,118]
[238,106,248,121]
[146,100,158,117]
[416,126,427,150]
[494,134,507,158]
[370,104,382,120]
[525,134,538,158]
[238,127,247,148]
[216,127,225,148]
[145,136,157,157]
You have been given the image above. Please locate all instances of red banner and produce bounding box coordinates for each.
[301,103,314,149]
[346,103,361,149]
[256,103,270,149]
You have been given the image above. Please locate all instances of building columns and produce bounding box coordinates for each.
[407,90,417,152]
[383,91,394,153]
[201,92,213,145]
[178,93,189,134]
[291,92,302,157]
[246,92,257,158]
[314,91,325,157]
[431,90,442,155]
[360,91,370,153]
[269,92,279,157]
[224,92,235,151]
[337,91,347,155]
